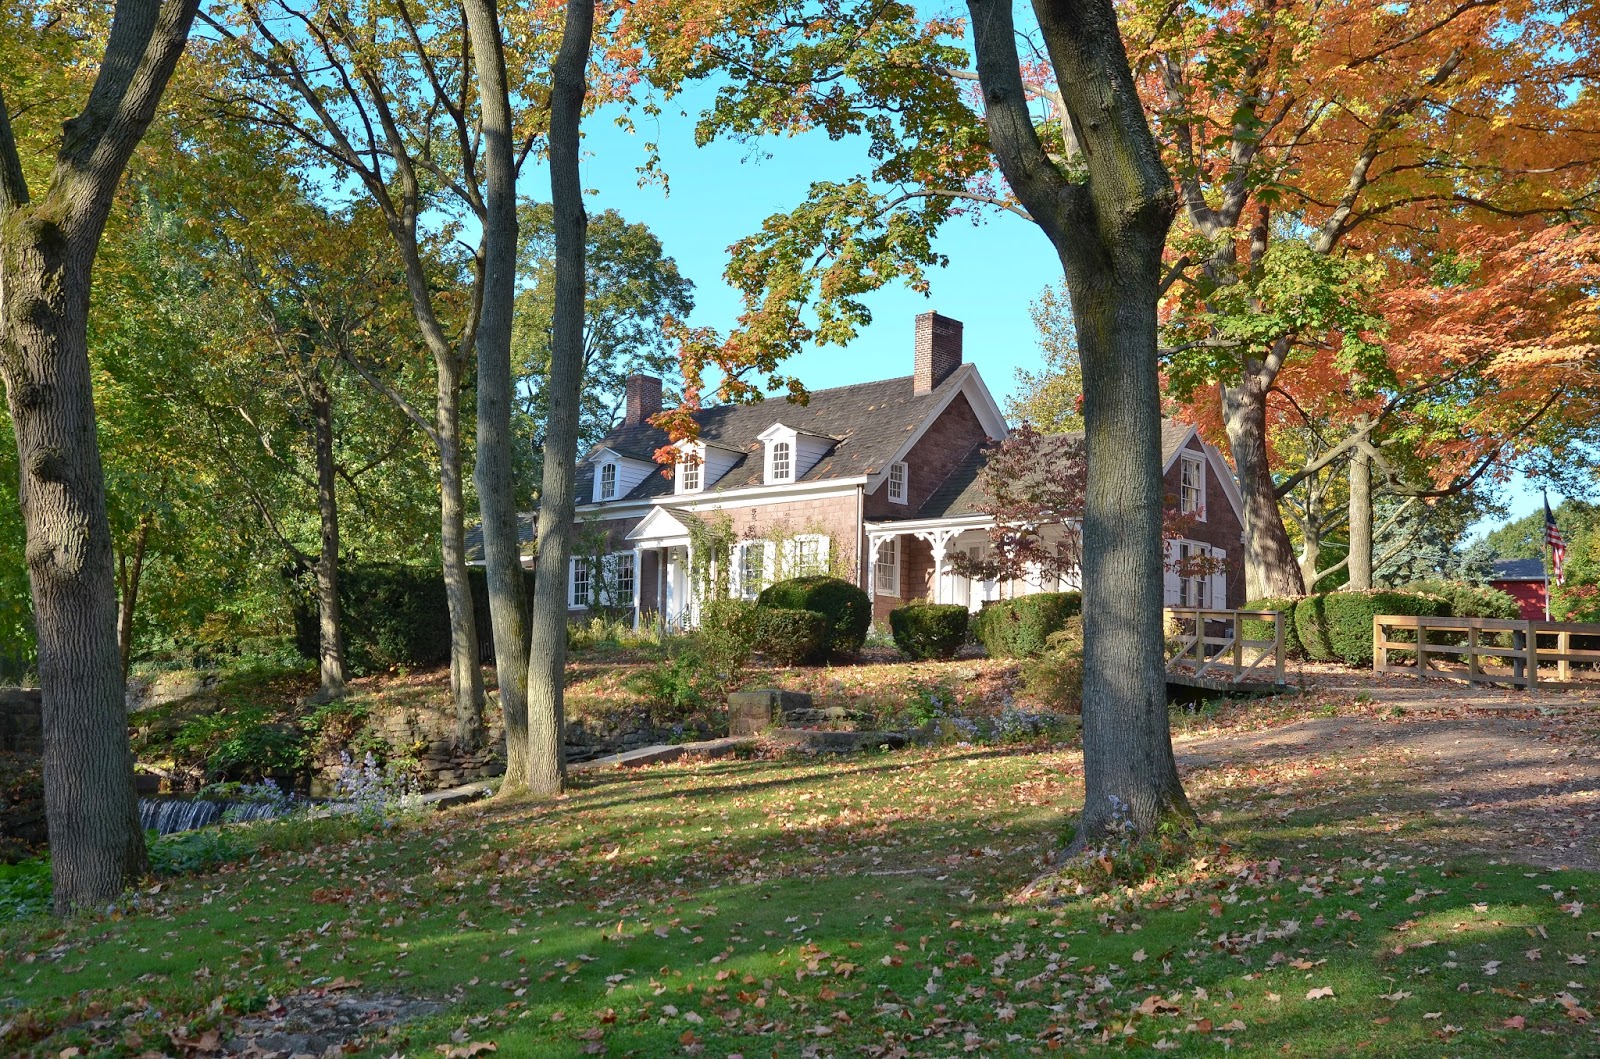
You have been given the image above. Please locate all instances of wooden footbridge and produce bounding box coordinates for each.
[1165,607,1289,692]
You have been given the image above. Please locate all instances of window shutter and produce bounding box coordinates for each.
[1209,547,1227,609]
[1163,540,1180,606]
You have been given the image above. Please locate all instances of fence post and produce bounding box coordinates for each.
[1467,624,1480,683]
[1559,630,1571,682]
[1374,616,1386,676]
[1416,616,1429,675]
[1233,613,1244,676]
[1273,611,1286,685]
[1526,622,1539,689]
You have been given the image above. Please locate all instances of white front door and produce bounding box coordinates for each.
[665,546,691,628]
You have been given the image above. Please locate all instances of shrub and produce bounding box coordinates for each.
[971,592,1082,658]
[1240,597,1305,659]
[627,646,718,718]
[888,603,970,660]
[1019,618,1085,712]
[1403,580,1520,621]
[750,608,829,666]
[1294,590,1449,667]
[756,576,871,659]
[697,598,761,680]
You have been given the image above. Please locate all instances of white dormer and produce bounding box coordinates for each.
[673,439,740,495]
[587,446,654,504]
[757,423,833,485]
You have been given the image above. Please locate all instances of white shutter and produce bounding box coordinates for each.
[1163,540,1181,606]
[1209,547,1227,608]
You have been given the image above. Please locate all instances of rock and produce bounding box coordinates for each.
[765,728,907,754]
[728,688,812,736]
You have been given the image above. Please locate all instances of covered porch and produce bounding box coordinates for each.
[625,507,702,632]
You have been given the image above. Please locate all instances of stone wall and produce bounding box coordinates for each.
[0,689,42,755]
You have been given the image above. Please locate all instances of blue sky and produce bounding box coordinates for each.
[521,83,1544,539]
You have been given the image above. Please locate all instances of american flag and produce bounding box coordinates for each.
[1545,497,1566,586]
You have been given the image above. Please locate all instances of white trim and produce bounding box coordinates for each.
[887,461,908,504]
[569,556,591,609]
[597,460,619,502]
[1203,443,1246,525]
[767,438,794,484]
[864,513,993,535]
[1179,452,1206,522]
[675,441,704,495]
[1159,423,1201,474]
[577,477,870,518]
[873,535,900,595]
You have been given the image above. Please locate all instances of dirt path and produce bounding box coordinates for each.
[1173,704,1600,871]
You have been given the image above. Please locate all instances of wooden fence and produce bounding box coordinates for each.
[1373,614,1600,689]
[1166,608,1287,688]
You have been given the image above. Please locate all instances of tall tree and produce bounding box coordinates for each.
[1009,282,1084,433]
[0,0,199,913]
[518,0,594,796]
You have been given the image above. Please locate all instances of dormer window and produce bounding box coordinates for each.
[887,461,908,504]
[599,462,617,500]
[770,440,793,483]
[676,443,703,494]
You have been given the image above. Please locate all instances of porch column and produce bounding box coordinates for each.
[866,533,888,599]
[632,546,644,631]
[913,528,961,604]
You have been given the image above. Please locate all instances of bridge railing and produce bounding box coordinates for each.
[1165,608,1287,686]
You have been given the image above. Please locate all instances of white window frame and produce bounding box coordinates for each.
[1180,453,1206,520]
[676,443,703,494]
[569,557,592,608]
[598,461,618,501]
[887,461,908,504]
[1177,541,1208,608]
[789,534,830,577]
[736,541,769,599]
[612,552,635,607]
[768,440,793,484]
[874,536,900,595]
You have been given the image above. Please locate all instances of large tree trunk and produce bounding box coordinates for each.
[1347,436,1373,590]
[516,0,593,796]
[1071,280,1193,846]
[115,515,151,682]
[0,0,198,914]
[463,0,530,775]
[308,371,348,699]
[434,357,486,749]
[1222,379,1306,599]
[967,0,1193,848]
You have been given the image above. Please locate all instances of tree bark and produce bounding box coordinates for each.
[462,0,530,773]
[434,356,486,748]
[966,0,1193,847]
[517,0,593,796]
[1347,432,1373,590]
[0,0,200,913]
[1222,379,1306,599]
[115,515,151,682]
[308,370,348,699]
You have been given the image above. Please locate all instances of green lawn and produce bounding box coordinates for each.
[2,739,1597,1057]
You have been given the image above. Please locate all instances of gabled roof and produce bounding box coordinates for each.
[906,421,1214,521]
[576,363,999,504]
[1492,557,1547,581]
[464,511,536,562]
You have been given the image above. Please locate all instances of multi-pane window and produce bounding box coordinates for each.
[1180,454,1205,517]
[613,553,634,606]
[1178,541,1208,607]
[874,537,899,594]
[770,440,792,482]
[679,455,701,492]
[599,462,617,500]
[887,461,907,503]
[794,535,826,576]
[570,559,591,608]
[738,543,767,599]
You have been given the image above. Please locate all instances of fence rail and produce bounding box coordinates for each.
[1165,608,1287,687]
[1373,614,1600,689]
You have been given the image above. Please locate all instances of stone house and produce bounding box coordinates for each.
[567,311,1246,628]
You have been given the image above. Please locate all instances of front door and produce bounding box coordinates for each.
[664,546,691,629]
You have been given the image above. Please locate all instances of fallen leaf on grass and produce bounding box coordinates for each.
[1306,987,1335,1001]
[1503,1015,1526,1029]
[436,1044,496,1058]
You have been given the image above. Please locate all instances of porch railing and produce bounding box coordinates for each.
[1373,614,1600,689]
[1165,608,1287,686]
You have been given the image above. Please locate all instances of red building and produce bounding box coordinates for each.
[1490,558,1550,620]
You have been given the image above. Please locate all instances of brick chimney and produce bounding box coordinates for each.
[913,312,963,395]
[624,373,662,426]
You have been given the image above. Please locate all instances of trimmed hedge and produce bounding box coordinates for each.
[888,602,970,661]
[756,576,872,659]
[1403,580,1520,621]
[1240,596,1306,660]
[293,563,534,673]
[752,608,830,666]
[1294,590,1448,667]
[971,592,1083,658]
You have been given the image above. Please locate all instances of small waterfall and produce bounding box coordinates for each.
[138,797,286,836]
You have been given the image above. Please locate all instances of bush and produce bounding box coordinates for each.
[888,603,970,660]
[1403,580,1520,620]
[756,576,871,659]
[697,598,761,681]
[751,608,830,666]
[1019,618,1085,712]
[293,564,535,673]
[1240,597,1305,659]
[1294,590,1449,667]
[971,592,1082,658]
